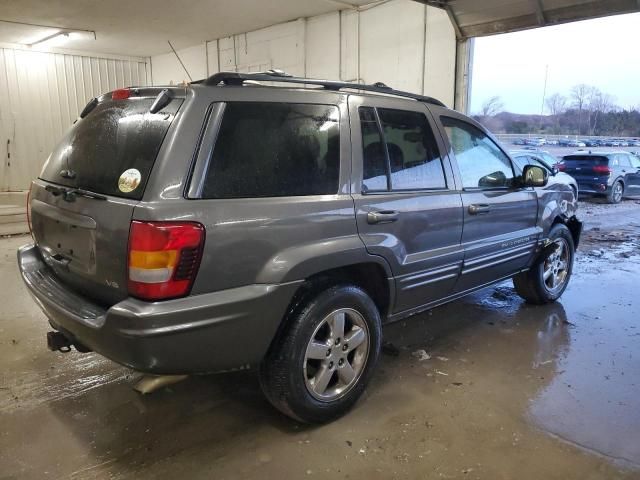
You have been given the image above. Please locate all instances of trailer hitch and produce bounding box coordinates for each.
[47,331,72,352]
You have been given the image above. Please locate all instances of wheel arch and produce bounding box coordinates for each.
[551,214,582,249]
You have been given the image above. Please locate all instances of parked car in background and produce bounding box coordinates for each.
[582,139,599,147]
[17,70,582,423]
[559,139,585,147]
[512,138,526,145]
[525,137,546,146]
[559,151,640,203]
[546,139,559,146]
[628,139,640,147]
[511,150,578,199]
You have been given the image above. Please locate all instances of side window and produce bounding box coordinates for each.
[610,156,620,167]
[360,107,388,191]
[201,102,340,198]
[618,155,632,168]
[377,108,446,190]
[359,106,446,191]
[630,156,640,169]
[441,116,515,189]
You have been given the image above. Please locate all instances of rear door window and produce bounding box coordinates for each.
[359,106,446,192]
[360,107,388,191]
[441,117,515,189]
[40,97,183,200]
[201,102,340,198]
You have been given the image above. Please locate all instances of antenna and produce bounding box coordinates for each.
[539,64,548,132]
[167,40,193,82]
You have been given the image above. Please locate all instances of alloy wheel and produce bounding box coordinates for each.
[303,308,370,402]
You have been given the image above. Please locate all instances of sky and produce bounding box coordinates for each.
[470,12,640,115]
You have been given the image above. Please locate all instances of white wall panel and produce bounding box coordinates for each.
[424,6,456,107]
[359,0,425,93]
[0,47,148,191]
[340,10,360,82]
[151,0,455,106]
[151,43,207,85]
[305,12,340,79]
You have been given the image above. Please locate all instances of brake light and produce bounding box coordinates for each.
[128,221,205,301]
[555,163,565,171]
[112,88,131,100]
[592,165,612,174]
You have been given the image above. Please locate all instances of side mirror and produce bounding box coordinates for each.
[552,166,559,176]
[522,164,548,187]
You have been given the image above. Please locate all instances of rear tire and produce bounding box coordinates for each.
[259,284,382,423]
[513,223,575,304]
[607,181,624,203]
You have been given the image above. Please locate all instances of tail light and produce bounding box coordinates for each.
[555,163,565,172]
[112,88,131,100]
[128,221,205,301]
[592,165,612,174]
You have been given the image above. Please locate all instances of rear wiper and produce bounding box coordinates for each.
[73,188,107,201]
[45,185,107,202]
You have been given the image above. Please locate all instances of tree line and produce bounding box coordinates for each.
[474,85,640,137]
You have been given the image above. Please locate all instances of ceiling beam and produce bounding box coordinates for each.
[414,0,465,39]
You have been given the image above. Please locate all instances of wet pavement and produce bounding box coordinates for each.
[1,199,639,479]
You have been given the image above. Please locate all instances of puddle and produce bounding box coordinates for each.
[529,246,640,469]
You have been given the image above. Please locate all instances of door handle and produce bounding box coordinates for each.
[468,204,491,215]
[367,210,399,224]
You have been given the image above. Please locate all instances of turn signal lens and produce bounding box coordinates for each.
[127,221,205,301]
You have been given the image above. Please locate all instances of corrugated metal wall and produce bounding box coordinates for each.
[0,47,148,191]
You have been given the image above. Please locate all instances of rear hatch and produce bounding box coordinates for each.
[561,155,610,180]
[30,87,184,305]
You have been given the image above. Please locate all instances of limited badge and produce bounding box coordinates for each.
[118,168,141,193]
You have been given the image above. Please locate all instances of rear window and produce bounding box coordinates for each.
[40,97,182,200]
[563,155,608,164]
[201,102,340,199]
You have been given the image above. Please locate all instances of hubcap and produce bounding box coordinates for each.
[303,308,369,402]
[614,183,623,202]
[543,238,570,293]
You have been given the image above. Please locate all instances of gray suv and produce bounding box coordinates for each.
[18,71,582,423]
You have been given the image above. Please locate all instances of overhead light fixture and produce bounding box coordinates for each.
[26,30,95,49]
[29,30,74,48]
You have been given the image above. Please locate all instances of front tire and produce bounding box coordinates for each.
[259,284,382,423]
[513,223,575,304]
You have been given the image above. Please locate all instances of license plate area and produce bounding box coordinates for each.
[31,200,97,275]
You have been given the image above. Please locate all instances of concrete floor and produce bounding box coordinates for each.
[1,199,639,479]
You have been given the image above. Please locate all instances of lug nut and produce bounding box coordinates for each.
[326,348,331,357]
[338,358,344,366]
[342,344,348,351]
[328,361,334,369]
[335,338,341,346]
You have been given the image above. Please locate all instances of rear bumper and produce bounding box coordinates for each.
[18,243,301,374]
[576,181,610,194]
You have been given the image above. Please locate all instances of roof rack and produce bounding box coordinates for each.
[196,69,446,107]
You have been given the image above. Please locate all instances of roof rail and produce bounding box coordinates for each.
[196,69,446,107]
